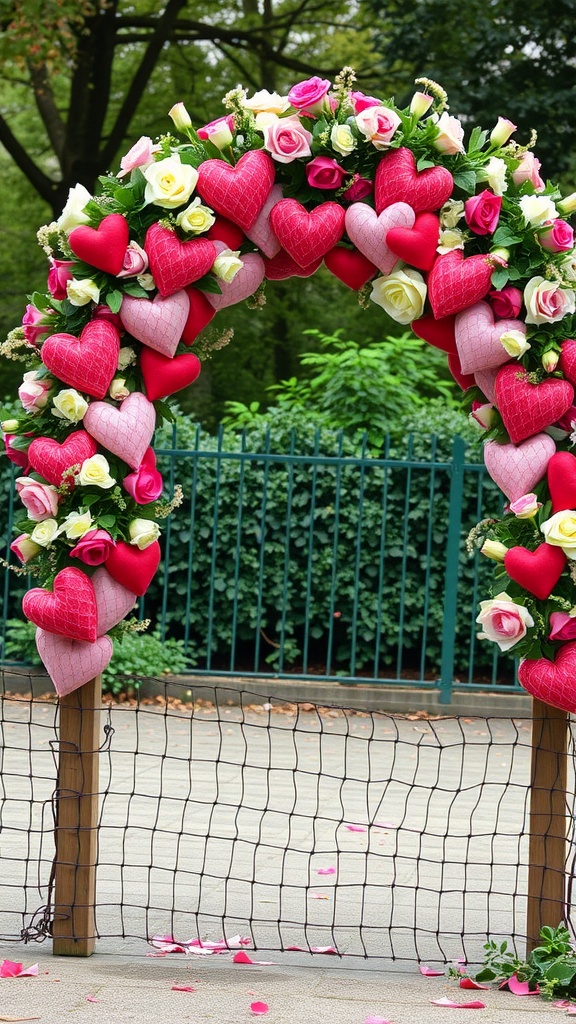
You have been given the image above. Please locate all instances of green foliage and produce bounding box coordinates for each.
[474,925,576,1000]
[102,631,187,694]
[3,619,41,665]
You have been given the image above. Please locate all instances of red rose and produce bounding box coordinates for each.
[464,190,502,235]
[123,447,163,504]
[305,156,347,190]
[70,528,115,566]
[489,285,523,319]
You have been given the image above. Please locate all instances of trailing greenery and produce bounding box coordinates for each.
[469,925,576,1000]
[101,631,187,694]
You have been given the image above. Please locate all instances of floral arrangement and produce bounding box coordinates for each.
[4,66,576,706]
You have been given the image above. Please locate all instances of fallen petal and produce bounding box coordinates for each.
[502,974,539,996]
[0,962,23,978]
[460,978,489,990]
[309,893,329,899]
[16,966,38,978]
[86,996,100,1003]
[419,965,444,977]
[345,824,367,832]
[171,985,195,992]
[317,867,336,875]
[364,1017,392,1024]
[250,1001,269,1015]
[233,952,276,966]
[431,997,486,1008]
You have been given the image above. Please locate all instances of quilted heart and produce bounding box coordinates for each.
[181,288,216,345]
[411,313,456,354]
[68,213,129,276]
[518,641,576,714]
[323,246,377,290]
[206,216,246,250]
[120,290,189,357]
[547,451,576,513]
[344,201,415,275]
[105,540,161,597]
[92,566,137,636]
[270,200,345,268]
[455,301,526,375]
[428,250,495,319]
[23,567,97,643]
[385,212,440,272]
[83,391,156,470]
[27,430,98,487]
[263,250,322,280]
[244,184,283,258]
[483,433,556,502]
[145,223,216,297]
[447,351,475,390]
[41,320,120,399]
[475,366,502,405]
[206,251,265,310]
[559,338,576,386]
[197,150,276,230]
[36,628,113,697]
[504,544,566,600]
[140,348,201,401]
[495,364,574,444]
[374,147,453,214]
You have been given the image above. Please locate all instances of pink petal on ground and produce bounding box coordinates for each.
[151,935,188,953]
[460,978,489,990]
[233,952,276,966]
[171,985,195,992]
[309,893,329,899]
[566,1006,576,1015]
[250,1001,269,1015]
[431,997,486,1008]
[364,1017,392,1024]
[311,945,339,954]
[501,974,539,995]
[317,867,336,875]
[86,996,100,1003]
[345,824,367,832]
[419,965,445,976]
[0,962,23,978]
[186,946,214,956]
[15,966,38,978]
[228,935,252,947]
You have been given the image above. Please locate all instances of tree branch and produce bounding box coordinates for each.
[0,113,56,205]
[28,61,66,165]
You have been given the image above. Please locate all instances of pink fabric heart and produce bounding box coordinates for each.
[270,199,345,267]
[519,642,576,713]
[120,290,190,357]
[41,320,120,399]
[483,433,556,502]
[84,391,156,470]
[36,628,113,696]
[207,251,266,310]
[245,184,283,258]
[455,301,526,374]
[92,567,137,636]
[23,567,98,643]
[345,201,416,274]
[196,150,276,230]
[474,366,501,404]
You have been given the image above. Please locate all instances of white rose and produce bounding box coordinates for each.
[56,183,92,233]
[541,510,576,558]
[137,272,156,291]
[168,102,192,131]
[437,228,465,254]
[243,89,290,115]
[479,156,508,197]
[109,377,130,400]
[212,249,243,282]
[77,454,116,489]
[176,197,216,234]
[129,517,161,550]
[499,329,531,358]
[519,194,558,228]
[52,389,89,423]
[66,278,100,306]
[30,519,59,547]
[440,199,465,229]
[118,346,137,370]
[561,253,576,283]
[57,510,93,540]
[330,123,356,157]
[143,154,198,209]
[370,268,427,324]
[254,111,280,131]
[432,112,465,155]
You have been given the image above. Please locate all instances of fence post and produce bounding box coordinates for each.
[438,436,466,704]
[52,674,101,956]
[526,698,568,954]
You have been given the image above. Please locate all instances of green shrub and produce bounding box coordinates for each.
[102,631,187,694]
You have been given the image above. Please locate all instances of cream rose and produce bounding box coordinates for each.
[243,89,290,115]
[437,228,465,254]
[541,510,576,558]
[509,493,541,518]
[56,183,92,233]
[168,102,192,131]
[330,123,356,157]
[476,592,534,651]
[524,277,576,325]
[30,519,59,547]
[432,112,465,155]
[137,272,156,291]
[212,249,243,282]
[76,454,115,489]
[66,278,100,306]
[480,540,508,562]
[109,377,130,400]
[52,388,89,423]
[143,154,198,209]
[176,197,216,234]
[499,328,530,357]
[519,194,558,228]
[479,156,508,196]
[558,192,576,216]
[370,268,427,324]
[58,510,94,540]
[440,199,465,229]
[117,346,137,370]
[129,518,161,550]
[254,111,279,130]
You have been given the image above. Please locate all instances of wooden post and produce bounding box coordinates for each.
[52,675,101,956]
[526,698,568,955]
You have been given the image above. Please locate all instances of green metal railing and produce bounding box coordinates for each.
[1,427,516,700]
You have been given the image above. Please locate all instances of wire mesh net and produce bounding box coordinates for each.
[0,668,574,963]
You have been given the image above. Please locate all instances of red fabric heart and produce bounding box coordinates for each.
[206,216,245,250]
[27,430,98,487]
[323,246,377,290]
[23,567,97,642]
[270,200,345,268]
[263,249,322,280]
[145,223,216,297]
[447,351,475,390]
[428,250,495,319]
[547,451,576,513]
[105,540,161,597]
[518,641,576,714]
[68,213,130,276]
[41,320,120,398]
[412,313,457,354]
[374,147,453,214]
[197,151,275,230]
[504,544,567,600]
[559,338,576,386]
[140,349,201,401]
[181,288,216,345]
[495,364,574,444]
[385,212,440,271]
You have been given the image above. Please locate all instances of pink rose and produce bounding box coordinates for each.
[122,447,163,504]
[342,174,373,203]
[539,219,574,254]
[509,493,541,518]
[18,371,52,413]
[349,90,382,114]
[15,477,59,521]
[464,190,502,235]
[432,112,465,155]
[549,612,576,642]
[10,534,40,564]
[476,592,534,651]
[470,401,495,429]
[262,116,312,164]
[355,106,401,150]
[92,305,123,329]
[118,136,157,178]
[47,259,75,300]
[489,285,523,318]
[21,305,52,346]
[305,156,347,190]
[512,151,544,191]
[4,434,30,472]
[116,241,149,278]
[524,276,576,325]
[287,77,331,115]
[197,115,234,149]
[70,528,115,566]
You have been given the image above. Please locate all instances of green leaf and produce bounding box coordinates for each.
[97,514,116,530]
[196,274,222,294]
[416,156,436,171]
[467,126,487,153]
[453,169,477,195]
[106,289,123,313]
[491,267,510,289]
[122,282,150,299]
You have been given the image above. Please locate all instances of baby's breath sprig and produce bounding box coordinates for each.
[0,329,32,362]
[246,282,266,309]
[109,486,127,511]
[466,519,498,555]
[223,85,248,115]
[414,77,448,114]
[36,222,60,257]
[155,484,184,519]
[357,283,372,309]
[194,327,235,360]
[110,616,151,641]
[0,557,40,578]
[333,66,356,108]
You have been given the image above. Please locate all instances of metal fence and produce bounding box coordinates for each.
[1,426,515,700]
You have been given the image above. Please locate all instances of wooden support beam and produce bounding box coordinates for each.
[52,675,101,956]
[526,698,568,955]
